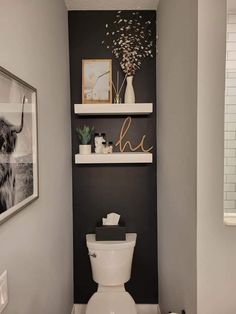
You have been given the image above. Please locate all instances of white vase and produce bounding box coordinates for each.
[124,76,135,103]
[79,144,91,155]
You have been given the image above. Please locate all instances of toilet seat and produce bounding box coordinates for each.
[86,291,137,314]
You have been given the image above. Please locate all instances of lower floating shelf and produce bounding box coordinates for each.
[75,152,153,164]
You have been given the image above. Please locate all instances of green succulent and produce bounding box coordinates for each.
[76,125,94,145]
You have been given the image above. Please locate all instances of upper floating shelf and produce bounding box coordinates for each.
[74,103,153,115]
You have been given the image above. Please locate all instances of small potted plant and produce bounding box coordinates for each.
[76,125,94,155]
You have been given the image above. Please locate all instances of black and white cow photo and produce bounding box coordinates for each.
[0,67,38,222]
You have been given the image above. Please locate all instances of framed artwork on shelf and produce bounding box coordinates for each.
[0,66,39,225]
[82,59,112,104]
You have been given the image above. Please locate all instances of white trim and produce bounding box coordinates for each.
[65,0,159,11]
[74,304,160,314]
[224,213,236,225]
[137,304,161,314]
[74,305,86,314]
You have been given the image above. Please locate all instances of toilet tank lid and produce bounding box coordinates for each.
[86,233,137,250]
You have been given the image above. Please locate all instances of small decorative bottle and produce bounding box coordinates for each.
[108,142,113,154]
[94,133,106,154]
[102,141,108,154]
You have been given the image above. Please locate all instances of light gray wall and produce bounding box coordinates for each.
[157,0,197,313]
[197,0,236,313]
[0,1,73,313]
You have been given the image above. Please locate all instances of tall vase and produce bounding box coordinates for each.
[124,76,135,103]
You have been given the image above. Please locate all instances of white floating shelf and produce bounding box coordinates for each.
[74,103,153,115]
[75,152,153,164]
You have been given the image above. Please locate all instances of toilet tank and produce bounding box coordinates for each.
[86,233,137,286]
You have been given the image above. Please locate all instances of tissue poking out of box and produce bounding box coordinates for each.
[96,222,126,241]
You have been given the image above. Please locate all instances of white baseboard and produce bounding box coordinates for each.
[74,304,86,314]
[137,305,161,314]
[73,304,161,314]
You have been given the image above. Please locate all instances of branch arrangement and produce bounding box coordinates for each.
[102,11,155,76]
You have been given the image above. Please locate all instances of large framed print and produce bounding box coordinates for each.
[82,59,112,104]
[0,66,38,224]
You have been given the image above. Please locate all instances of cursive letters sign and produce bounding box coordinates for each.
[115,117,153,153]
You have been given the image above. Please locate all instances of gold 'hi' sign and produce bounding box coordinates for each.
[115,117,153,153]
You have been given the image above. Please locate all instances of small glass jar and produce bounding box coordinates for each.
[94,133,106,154]
[108,141,113,154]
[102,141,109,154]
[102,141,113,154]
[114,94,122,104]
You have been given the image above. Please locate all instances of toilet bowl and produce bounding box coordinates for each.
[86,233,137,314]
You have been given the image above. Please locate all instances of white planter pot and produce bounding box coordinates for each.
[79,144,91,155]
[124,75,135,103]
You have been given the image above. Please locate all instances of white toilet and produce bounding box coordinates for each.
[86,233,137,314]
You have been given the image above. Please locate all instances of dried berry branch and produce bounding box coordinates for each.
[102,11,155,76]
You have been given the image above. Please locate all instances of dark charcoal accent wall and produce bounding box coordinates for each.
[69,11,157,304]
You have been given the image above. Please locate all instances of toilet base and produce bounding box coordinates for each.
[86,290,137,314]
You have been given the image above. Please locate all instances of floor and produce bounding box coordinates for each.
[73,304,161,314]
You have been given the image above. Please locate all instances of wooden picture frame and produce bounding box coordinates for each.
[0,66,39,225]
[82,59,112,104]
